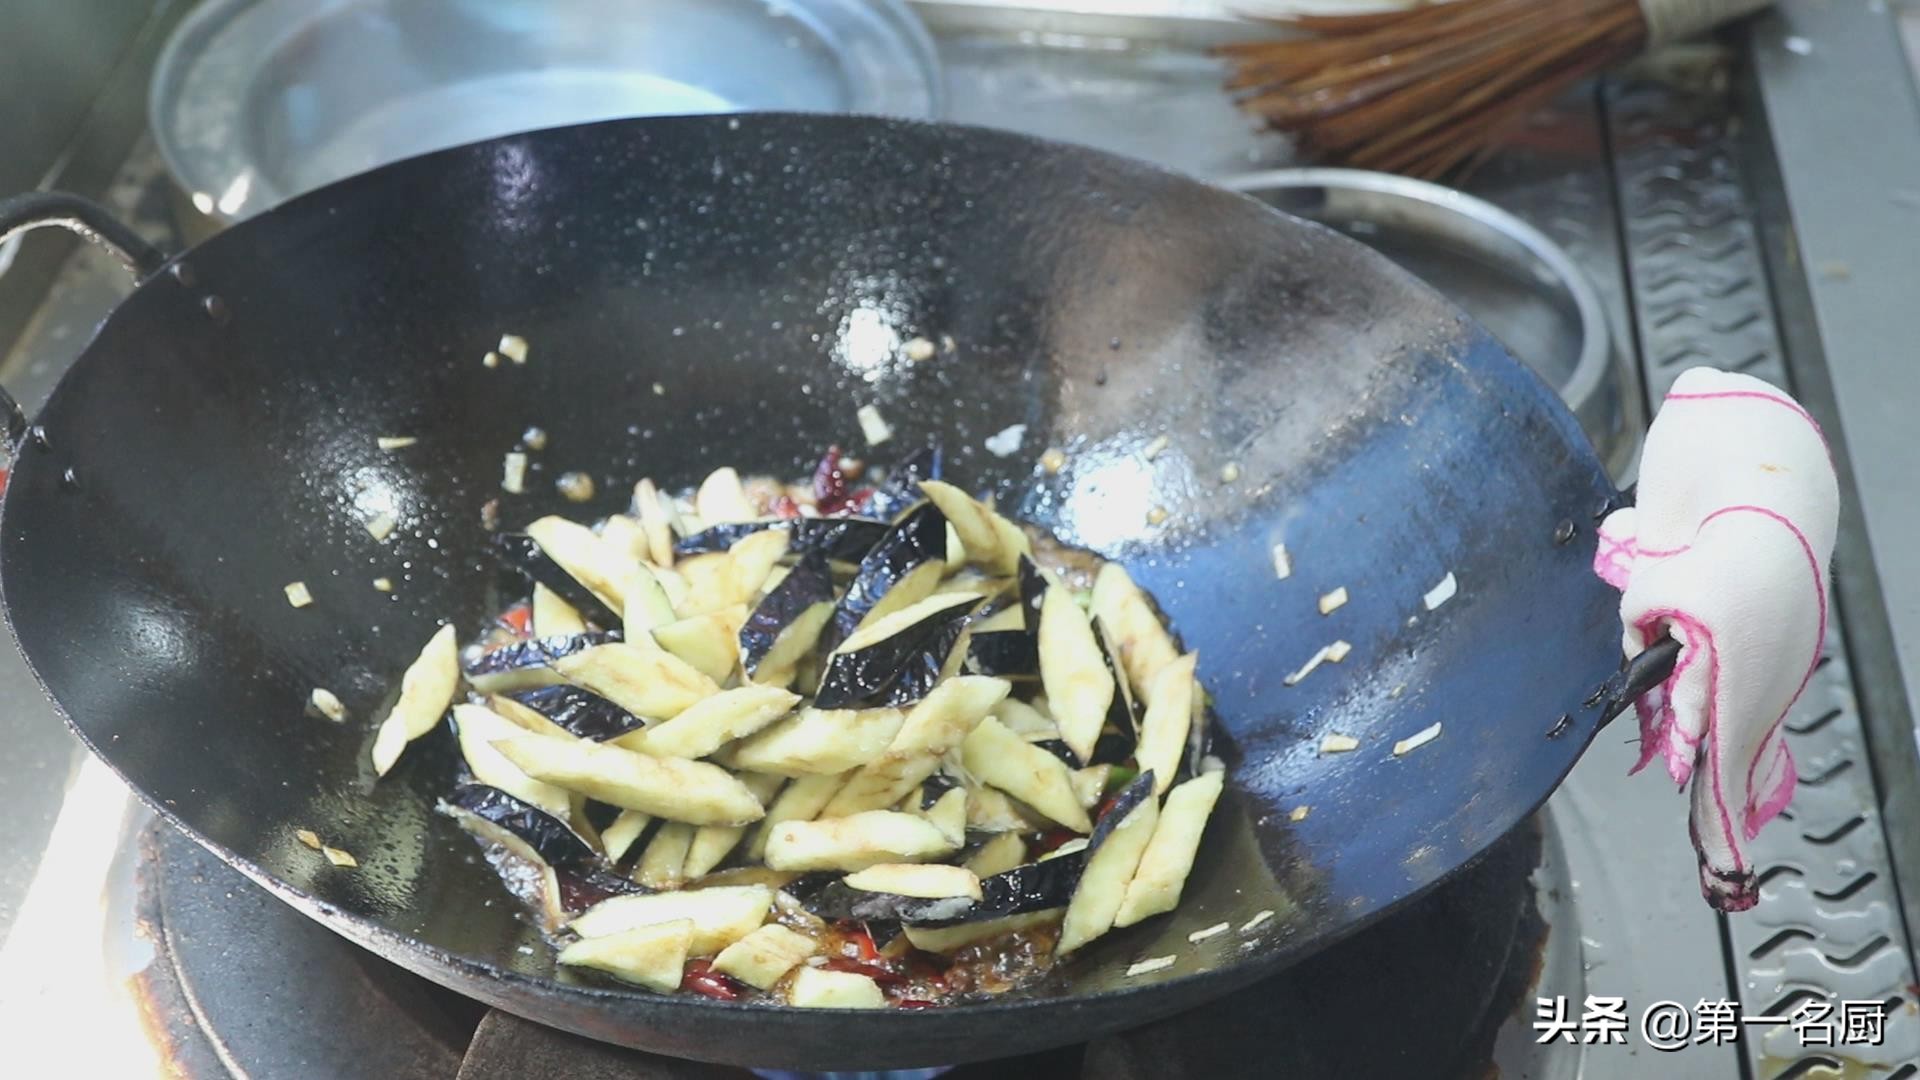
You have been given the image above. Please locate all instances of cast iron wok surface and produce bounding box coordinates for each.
[0,114,1619,1069]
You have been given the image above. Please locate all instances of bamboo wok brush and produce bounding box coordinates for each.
[1217,0,1772,178]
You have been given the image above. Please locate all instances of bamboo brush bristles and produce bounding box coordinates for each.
[1218,0,1648,178]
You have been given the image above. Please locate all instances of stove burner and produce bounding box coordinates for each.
[133,821,1546,1078]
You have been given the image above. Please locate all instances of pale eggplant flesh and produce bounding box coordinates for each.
[812,594,979,710]
[868,445,942,520]
[507,685,649,742]
[820,502,948,652]
[490,533,623,627]
[800,770,1159,929]
[674,517,891,564]
[740,550,836,678]
[462,632,619,689]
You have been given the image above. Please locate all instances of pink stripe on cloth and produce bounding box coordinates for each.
[1635,607,1740,872]
[1663,389,1833,467]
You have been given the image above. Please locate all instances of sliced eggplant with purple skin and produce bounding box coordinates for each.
[813,593,982,710]
[501,685,648,742]
[820,502,949,653]
[793,879,980,924]
[1030,739,1083,769]
[557,865,652,913]
[919,772,961,809]
[673,518,891,564]
[1017,556,1051,630]
[740,551,836,682]
[868,444,942,520]
[491,533,624,627]
[963,630,1038,680]
[439,784,600,868]
[462,632,619,694]
[1091,615,1143,762]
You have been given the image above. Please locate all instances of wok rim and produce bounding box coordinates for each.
[0,111,1620,1066]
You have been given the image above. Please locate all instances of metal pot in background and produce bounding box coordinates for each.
[150,0,944,237]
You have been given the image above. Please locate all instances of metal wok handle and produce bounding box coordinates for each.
[1585,482,1682,721]
[0,191,170,452]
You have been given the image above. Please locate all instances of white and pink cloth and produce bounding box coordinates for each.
[1594,367,1839,912]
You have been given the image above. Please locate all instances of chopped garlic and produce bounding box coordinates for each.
[1242,909,1276,933]
[1423,571,1458,611]
[1147,506,1170,526]
[1040,447,1067,474]
[940,333,957,354]
[310,688,347,723]
[1126,955,1177,977]
[1220,462,1241,483]
[1289,805,1310,822]
[1326,639,1352,663]
[556,471,595,502]
[984,423,1027,457]
[502,452,528,494]
[498,334,529,364]
[1142,435,1170,461]
[373,577,394,592]
[376,436,417,450]
[1319,733,1359,754]
[903,337,936,362]
[296,829,322,851]
[652,382,666,396]
[1393,722,1443,757]
[1271,542,1292,580]
[1284,643,1341,686]
[856,404,893,445]
[482,351,502,369]
[284,581,313,608]
[365,512,397,542]
[322,846,358,868]
[1318,586,1349,615]
[522,426,548,451]
[1188,922,1231,943]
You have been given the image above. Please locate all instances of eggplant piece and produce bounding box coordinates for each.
[370,624,462,775]
[601,810,653,865]
[747,772,851,861]
[571,885,774,955]
[964,630,1039,679]
[634,822,696,889]
[963,832,1028,879]
[788,967,886,1009]
[1017,556,1051,630]
[554,864,651,913]
[819,676,1010,817]
[1114,768,1225,927]
[450,704,571,819]
[796,874,981,924]
[491,533,624,627]
[813,593,982,710]
[626,685,798,759]
[440,784,600,869]
[918,481,1028,576]
[1089,563,1180,707]
[675,517,892,564]
[652,607,745,685]
[740,551,836,683]
[995,699,1058,741]
[903,909,1062,954]
[1030,739,1083,769]
[1057,770,1160,953]
[696,466,758,525]
[462,632,618,695]
[961,717,1092,833]
[916,785,968,848]
[532,583,588,637]
[498,685,647,743]
[551,641,719,720]
[492,735,766,826]
[1094,616,1143,748]
[557,919,693,993]
[711,923,819,990]
[821,502,949,652]
[1038,585,1117,764]
[682,773,788,879]
[868,444,942,520]
[723,707,906,776]
[1135,654,1199,796]
[762,810,958,872]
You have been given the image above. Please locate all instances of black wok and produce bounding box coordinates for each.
[0,115,1667,1070]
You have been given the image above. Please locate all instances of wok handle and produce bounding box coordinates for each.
[1585,482,1682,720]
[0,192,171,452]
